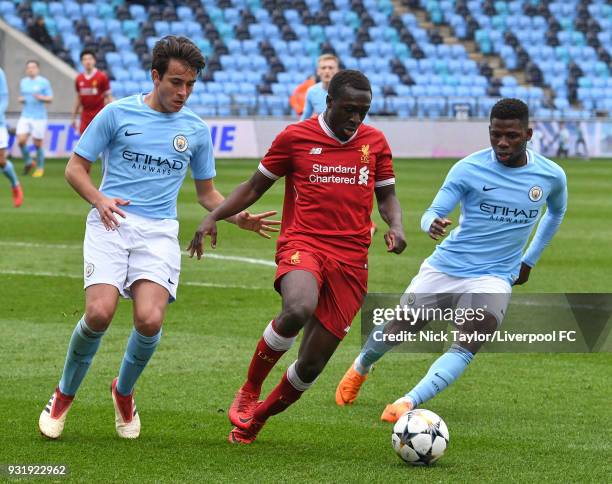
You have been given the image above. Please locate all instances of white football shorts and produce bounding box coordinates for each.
[0,126,8,149]
[16,117,47,140]
[400,261,512,326]
[83,208,181,301]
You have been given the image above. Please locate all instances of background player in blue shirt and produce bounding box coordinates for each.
[336,99,568,421]
[0,66,23,207]
[300,54,339,121]
[16,60,52,178]
[38,36,279,440]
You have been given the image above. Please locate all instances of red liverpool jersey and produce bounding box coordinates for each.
[75,69,110,130]
[259,115,395,267]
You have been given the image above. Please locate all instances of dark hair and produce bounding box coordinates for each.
[80,49,96,60]
[26,60,39,67]
[328,69,371,99]
[490,98,529,127]
[151,36,205,79]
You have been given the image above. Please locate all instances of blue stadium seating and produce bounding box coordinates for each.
[3,0,612,119]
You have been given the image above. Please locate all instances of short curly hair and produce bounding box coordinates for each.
[328,70,372,99]
[490,98,529,127]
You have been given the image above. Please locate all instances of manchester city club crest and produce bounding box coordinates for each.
[529,185,543,202]
[173,134,188,152]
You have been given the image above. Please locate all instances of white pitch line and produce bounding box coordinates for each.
[0,241,276,267]
[0,269,268,291]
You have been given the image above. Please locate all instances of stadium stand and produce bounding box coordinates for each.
[1,0,611,119]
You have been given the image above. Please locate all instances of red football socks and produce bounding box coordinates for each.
[242,320,297,394]
[253,371,304,422]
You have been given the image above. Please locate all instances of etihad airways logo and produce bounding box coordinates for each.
[308,163,369,186]
[122,150,185,176]
[480,202,540,223]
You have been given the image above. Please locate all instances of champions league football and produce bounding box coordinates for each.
[391,409,449,466]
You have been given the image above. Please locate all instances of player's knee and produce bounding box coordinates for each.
[133,308,164,336]
[278,302,315,328]
[85,302,115,330]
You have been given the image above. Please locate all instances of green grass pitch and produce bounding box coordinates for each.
[0,158,610,482]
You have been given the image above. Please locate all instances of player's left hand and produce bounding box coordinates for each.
[384,226,407,254]
[235,210,280,238]
[513,262,532,285]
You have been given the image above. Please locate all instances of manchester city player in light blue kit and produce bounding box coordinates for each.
[300,54,339,120]
[0,66,23,207]
[336,99,568,421]
[38,36,279,440]
[17,60,53,177]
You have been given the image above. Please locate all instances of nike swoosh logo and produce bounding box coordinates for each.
[482,186,499,191]
[167,278,175,285]
[125,130,142,136]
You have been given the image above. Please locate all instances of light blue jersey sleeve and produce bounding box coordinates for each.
[421,162,467,232]
[521,169,567,267]
[0,68,8,125]
[74,104,116,161]
[190,123,215,180]
[300,88,314,121]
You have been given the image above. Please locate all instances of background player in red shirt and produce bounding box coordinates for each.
[71,50,112,134]
[188,70,407,444]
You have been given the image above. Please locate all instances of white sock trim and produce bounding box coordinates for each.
[287,361,314,392]
[262,320,296,351]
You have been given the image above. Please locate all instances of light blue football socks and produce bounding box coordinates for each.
[20,144,31,167]
[354,324,393,375]
[36,146,45,169]
[116,328,161,396]
[2,160,19,187]
[58,316,106,396]
[405,344,474,407]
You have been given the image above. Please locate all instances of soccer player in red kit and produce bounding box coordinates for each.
[71,50,112,134]
[187,70,407,444]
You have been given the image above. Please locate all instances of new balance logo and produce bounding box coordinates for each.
[309,147,323,155]
[358,166,369,185]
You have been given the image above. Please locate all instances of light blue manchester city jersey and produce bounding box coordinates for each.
[0,68,8,127]
[301,82,328,120]
[20,76,53,119]
[421,148,567,284]
[75,94,216,220]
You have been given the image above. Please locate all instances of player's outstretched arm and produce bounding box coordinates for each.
[375,185,407,254]
[187,171,278,259]
[65,153,129,230]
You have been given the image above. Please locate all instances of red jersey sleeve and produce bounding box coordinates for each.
[375,134,395,187]
[258,127,293,180]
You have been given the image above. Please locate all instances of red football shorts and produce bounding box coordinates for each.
[274,246,368,340]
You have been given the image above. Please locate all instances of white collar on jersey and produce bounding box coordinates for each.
[491,148,533,165]
[318,113,360,145]
[82,68,98,81]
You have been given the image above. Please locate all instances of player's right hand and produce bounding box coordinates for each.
[187,216,217,259]
[428,217,452,240]
[94,196,130,231]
